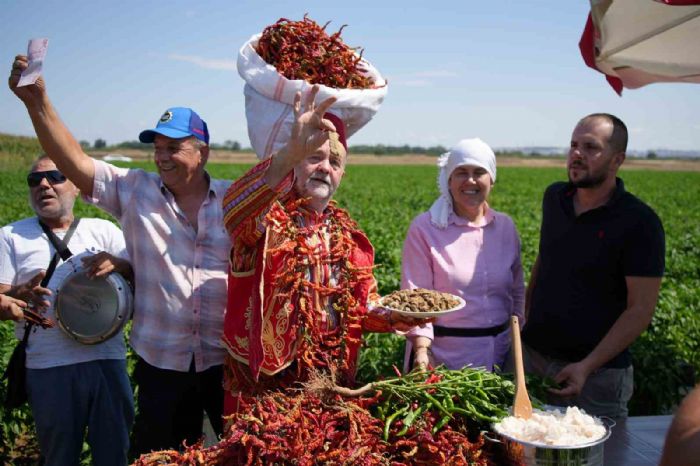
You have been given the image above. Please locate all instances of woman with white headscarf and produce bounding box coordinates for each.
[402,138,525,372]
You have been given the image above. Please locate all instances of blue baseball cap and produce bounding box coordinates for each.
[139,107,209,144]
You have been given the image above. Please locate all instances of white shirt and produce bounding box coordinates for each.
[0,217,129,369]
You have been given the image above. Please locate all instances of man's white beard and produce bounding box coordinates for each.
[306,174,333,200]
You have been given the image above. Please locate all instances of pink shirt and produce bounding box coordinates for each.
[402,208,525,371]
[84,160,231,372]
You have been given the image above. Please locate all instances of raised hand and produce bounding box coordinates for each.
[8,54,47,105]
[285,85,338,165]
[265,85,338,188]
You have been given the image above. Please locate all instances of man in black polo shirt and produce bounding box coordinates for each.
[521,113,665,419]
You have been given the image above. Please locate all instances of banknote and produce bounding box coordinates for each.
[18,38,49,87]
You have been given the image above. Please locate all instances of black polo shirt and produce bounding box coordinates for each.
[522,178,665,368]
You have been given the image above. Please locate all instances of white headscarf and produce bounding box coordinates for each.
[428,138,497,229]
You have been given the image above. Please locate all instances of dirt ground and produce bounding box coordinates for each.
[95,149,700,172]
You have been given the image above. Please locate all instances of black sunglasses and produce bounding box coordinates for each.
[27,170,68,187]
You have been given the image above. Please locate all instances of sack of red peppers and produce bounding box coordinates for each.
[237,14,388,159]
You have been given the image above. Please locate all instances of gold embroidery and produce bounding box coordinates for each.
[243,295,253,331]
[234,335,249,351]
[262,297,294,364]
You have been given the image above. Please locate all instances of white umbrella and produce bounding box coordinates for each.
[580,0,700,95]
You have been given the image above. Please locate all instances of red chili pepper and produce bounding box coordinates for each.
[255,15,378,89]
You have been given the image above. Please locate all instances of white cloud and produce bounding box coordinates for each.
[168,54,236,71]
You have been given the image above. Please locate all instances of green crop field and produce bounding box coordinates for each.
[1,146,699,461]
[341,164,700,415]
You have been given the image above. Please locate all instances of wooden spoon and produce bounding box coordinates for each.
[511,315,533,419]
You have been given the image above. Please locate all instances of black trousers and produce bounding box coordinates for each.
[129,357,223,458]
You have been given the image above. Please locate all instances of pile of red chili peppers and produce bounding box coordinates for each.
[265,198,371,388]
[132,391,493,465]
[255,15,376,89]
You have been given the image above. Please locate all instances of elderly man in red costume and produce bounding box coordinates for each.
[221,86,423,413]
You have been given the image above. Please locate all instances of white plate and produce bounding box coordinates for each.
[379,293,465,318]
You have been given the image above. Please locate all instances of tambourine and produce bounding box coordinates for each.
[54,264,133,345]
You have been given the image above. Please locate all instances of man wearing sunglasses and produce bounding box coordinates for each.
[10,55,231,457]
[26,168,66,186]
[0,155,134,465]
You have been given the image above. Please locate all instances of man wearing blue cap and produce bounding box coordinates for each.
[10,54,231,457]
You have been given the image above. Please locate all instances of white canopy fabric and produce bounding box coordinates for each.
[580,0,700,94]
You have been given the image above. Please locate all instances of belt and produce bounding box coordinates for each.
[433,321,509,338]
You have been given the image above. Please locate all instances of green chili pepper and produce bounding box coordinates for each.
[383,406,408,441]
[431,414,452,434]
[396,406,423,436]
[424,393,451,417]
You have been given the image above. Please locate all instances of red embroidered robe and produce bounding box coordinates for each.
[221,160,391,411]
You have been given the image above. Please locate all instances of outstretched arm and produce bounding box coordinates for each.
[223,85,337,245]
[9,54,95,194]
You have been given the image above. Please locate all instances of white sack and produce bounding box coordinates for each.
[238,33,388,159]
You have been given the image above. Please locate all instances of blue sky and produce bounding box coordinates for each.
[2,0,699,152]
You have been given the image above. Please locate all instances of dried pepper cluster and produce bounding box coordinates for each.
[256,15,377,89]
[266,198,372,386]
[132,389,491,466]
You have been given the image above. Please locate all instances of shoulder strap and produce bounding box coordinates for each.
[39,218,80,262]
[38,218,80,287]
[22,218,82,339]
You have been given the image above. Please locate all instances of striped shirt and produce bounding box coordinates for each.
[84,160,231,372]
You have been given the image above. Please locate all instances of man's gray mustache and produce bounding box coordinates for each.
[309,175,331,184]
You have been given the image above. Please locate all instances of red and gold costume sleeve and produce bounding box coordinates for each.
[363,312,392,332]
[361,275,394,333]
[222,158,293,247]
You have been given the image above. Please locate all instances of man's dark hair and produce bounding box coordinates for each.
[580,113,628,153]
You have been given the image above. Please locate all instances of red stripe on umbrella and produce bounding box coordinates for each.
[578,13,624,95]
